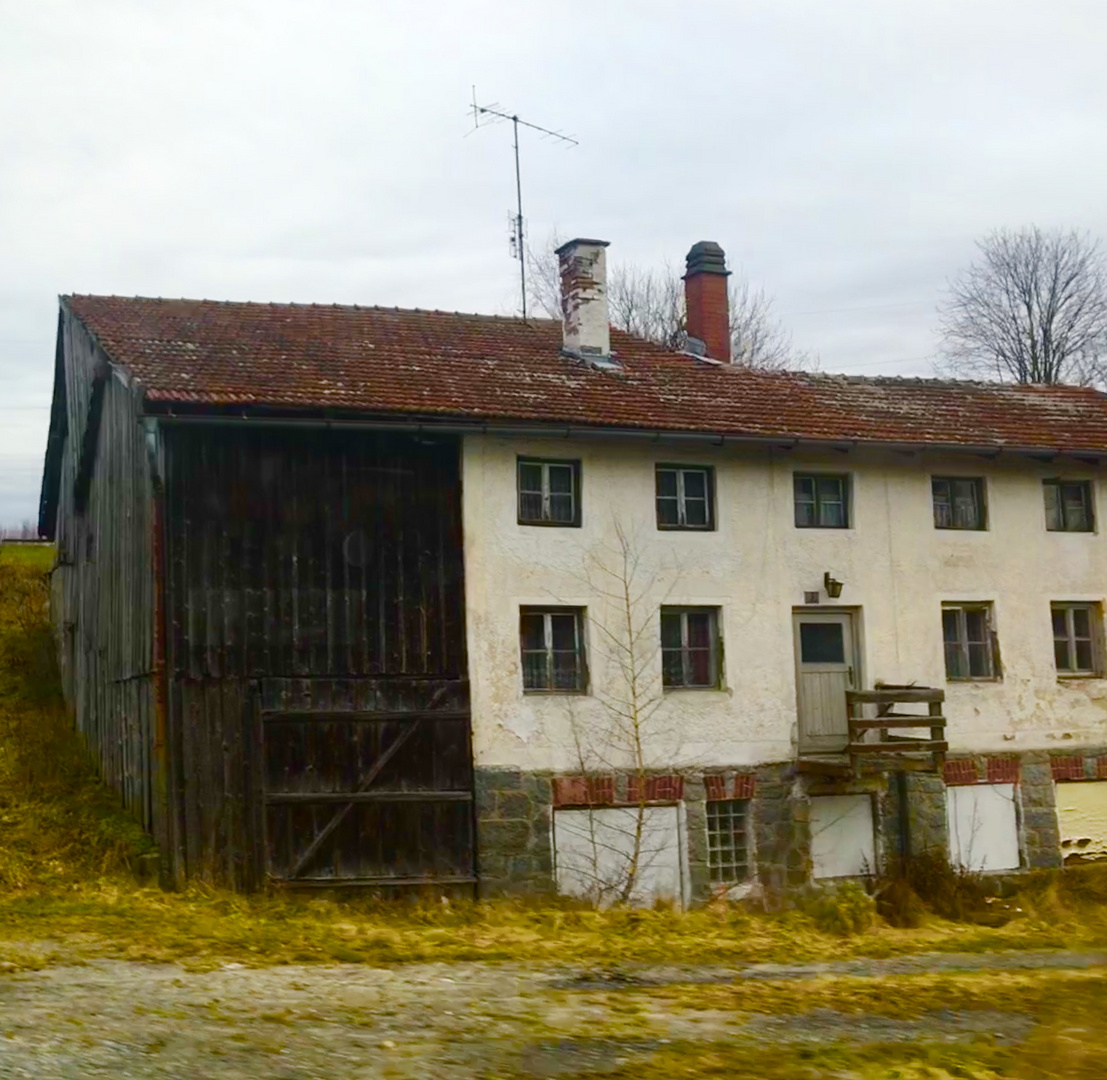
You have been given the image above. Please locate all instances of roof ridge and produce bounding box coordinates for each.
[65,293,562,326]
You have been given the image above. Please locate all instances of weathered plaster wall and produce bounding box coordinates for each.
[1056,780,1107,863]
[462,434,1107,776]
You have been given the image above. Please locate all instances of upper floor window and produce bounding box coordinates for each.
[933,477,986,530]
[517,458,580,526]
[1052,602,1102,677]
[942,603,997,680]
[661,607,721,689]
[656,465,714,530]
[520,607,586,692]
[1044,480,1093,533]
[794,474,849,528]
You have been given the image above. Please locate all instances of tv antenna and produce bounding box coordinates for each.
[469,87,578,319]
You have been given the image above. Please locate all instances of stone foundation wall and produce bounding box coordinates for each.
[473,750,1093,900]
[474,767,554,897]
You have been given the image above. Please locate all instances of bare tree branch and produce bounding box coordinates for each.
[938,226,1107,386]
[527,232,816,371]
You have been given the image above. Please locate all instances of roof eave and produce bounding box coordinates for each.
[139,402,1106,461]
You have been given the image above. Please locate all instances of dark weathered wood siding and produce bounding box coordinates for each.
[161,427,470,888]
[48,309,159,838]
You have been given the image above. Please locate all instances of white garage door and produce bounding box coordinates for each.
[810,794,876,879]
[553,805,687,908]
[946,783,1020,872]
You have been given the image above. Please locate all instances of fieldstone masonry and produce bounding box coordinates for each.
[474,768,554,897]
[474,749,1094,900]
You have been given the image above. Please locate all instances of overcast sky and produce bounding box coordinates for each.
[3,0,1107,527]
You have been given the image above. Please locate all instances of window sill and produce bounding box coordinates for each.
[1056,673,1104,681]
[517,519,581,529]
[657,524,715,532]
[663,685,726,694]
[946,677,1001,685]
[522,689,589,696]
[934,527,988,533]
[794,525,851,531]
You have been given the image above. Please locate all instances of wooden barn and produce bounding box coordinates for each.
[40,297,476,890]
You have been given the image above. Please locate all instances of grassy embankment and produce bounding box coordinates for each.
[5,544,1107,1076]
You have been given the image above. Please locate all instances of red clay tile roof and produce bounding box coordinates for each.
[65,294,1107,453]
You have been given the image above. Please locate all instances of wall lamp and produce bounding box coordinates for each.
[824,572,844,599]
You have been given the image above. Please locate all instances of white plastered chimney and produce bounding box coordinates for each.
[554,238,611,356]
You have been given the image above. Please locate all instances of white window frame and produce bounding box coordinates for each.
[705,798,750,884]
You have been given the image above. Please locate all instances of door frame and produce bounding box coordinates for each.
[791,606,864,754]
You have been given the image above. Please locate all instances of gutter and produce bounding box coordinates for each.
[146,409,1105,462]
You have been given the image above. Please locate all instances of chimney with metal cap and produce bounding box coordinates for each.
[684,241,731,362]
[555,238,611,356]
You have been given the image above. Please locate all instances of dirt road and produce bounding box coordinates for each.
[0,950,1102,1078]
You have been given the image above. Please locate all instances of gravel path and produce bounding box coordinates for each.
[0,950,1102,1078]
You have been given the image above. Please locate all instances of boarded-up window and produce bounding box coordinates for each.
[553,806,687,908]
[946,783,1020,872]
[810,794,875,878]
[1056,781,1107,864]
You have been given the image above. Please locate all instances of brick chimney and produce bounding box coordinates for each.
[683,241,731,362]
[555,238,610,356]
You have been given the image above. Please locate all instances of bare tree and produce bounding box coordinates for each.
[0,521,39,541]
[938,227,1107,386]
[553,522,693,907]
[527,234,814,371]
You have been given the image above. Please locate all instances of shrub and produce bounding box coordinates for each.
[801,880,876,935]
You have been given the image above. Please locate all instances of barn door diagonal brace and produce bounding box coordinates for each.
[287,685,450,880]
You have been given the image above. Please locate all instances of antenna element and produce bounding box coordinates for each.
[469,87,578,319]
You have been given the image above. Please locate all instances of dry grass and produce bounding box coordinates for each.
[3,542,1107,983]
[7,548,1107,1075]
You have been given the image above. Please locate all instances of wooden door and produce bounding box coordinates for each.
[794,611,856,754]
[257,678,475,890]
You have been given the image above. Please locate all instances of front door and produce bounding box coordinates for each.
[793,611,857,754]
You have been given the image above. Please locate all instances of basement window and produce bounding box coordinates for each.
[706,799,750,884]
[932,477,986,530]
[794,474,849,528]
[656,465,715,530]
[517,458,580,526]
[520,608,586,692]
[1052,602,1103,677]
[942,603,998,680]
[661,607,721,689]
[1044,480,1093,532]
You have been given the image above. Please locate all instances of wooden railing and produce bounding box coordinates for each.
[846,686,947,773]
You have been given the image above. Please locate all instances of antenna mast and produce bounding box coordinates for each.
[470,88,577,320]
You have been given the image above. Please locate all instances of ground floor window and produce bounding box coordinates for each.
[706,798,750,884]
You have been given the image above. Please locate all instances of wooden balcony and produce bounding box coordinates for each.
[798,685,947,778]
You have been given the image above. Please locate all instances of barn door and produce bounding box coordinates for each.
[258,682,474,888]
[794,611,857,754]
